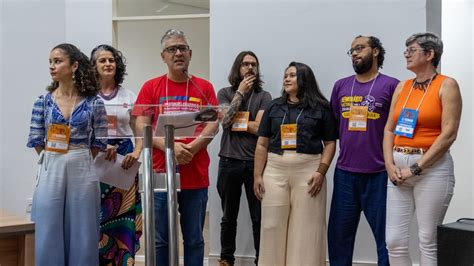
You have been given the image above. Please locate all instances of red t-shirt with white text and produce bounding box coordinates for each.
[134,74,218,189]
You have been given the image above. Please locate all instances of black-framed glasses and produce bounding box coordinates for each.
[163,45,190,54]
[347,45,368,56]
[241,62,257,68]
[403,47,425,56]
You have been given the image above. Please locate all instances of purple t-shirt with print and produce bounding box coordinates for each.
[330,73,399,173]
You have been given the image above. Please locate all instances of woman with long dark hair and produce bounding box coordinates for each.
[27,43,108,265]
[254,62,338,265]
[90,44,142,265]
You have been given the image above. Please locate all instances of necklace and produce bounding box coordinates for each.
[413,73,437,91]
[99,87,118,100]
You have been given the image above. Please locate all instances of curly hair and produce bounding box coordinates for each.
[90,44,127,86]
[47,43,99,97]
[355,35,386,68]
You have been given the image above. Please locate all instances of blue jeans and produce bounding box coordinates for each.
[328,168,389,266]
[154,188,208,266]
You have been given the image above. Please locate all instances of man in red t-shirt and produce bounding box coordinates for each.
[134,29,218,266]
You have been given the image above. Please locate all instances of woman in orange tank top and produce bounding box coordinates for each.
[382,33,462,265]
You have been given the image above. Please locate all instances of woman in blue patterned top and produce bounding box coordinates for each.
[26,43,108,266]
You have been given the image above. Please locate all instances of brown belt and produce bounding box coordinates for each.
[393,146,426,155]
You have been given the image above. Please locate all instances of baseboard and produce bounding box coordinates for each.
[135,255,210,265]
[208,254,388,266]
[137,254,417,266]
[208,254,256,266]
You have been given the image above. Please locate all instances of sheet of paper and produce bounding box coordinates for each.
[94,152,141,190]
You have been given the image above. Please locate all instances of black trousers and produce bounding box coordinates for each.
[217,157,261,264]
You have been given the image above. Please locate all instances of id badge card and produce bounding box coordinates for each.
[46,124,71,153]
[231,111,250,131]
[348,105,368,131]
[281,124,297,149]
[394,108,418,138]
[107,114,118,136]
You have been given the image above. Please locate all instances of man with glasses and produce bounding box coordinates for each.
[328,35,399,266]
[216,51,272,266]
[134,29,218,266]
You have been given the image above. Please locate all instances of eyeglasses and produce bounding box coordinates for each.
[241,62,257,68]
[403,47,425,56]
[163,45,190,54]
[347,45,368,56]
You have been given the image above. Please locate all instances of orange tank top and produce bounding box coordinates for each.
[393,74,446,149]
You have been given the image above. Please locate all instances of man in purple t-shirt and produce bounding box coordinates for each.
[328,35,398,266]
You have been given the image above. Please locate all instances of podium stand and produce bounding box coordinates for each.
[100,103,220,266]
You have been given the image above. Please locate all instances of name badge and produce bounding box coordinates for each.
[281,124,297,149]
[348,105,368,131]
[107,115,118,136]
[46,124,71,153]
[394,108,418,138]
[231,111,250,131]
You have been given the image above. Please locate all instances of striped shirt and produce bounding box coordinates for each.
[27,93,108,150]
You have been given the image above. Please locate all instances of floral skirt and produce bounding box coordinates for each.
[99,138,142,266]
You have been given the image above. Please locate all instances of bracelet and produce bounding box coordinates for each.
[410,163,423,176]
[235,90,244,98]
[316,162,329,176]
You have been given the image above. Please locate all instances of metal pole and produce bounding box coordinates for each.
[165,124,179,266]
[142,125,156,266]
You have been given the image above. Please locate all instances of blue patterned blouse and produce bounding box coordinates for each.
[27,92,108,150]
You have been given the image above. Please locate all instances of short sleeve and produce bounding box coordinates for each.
[321,107,339,141]
[259,91,272,111]
[217,87,231,105]
[257,102,273,137]
[26,95,46,148]
[133,79,156,117]
[330,81,340,121]
[204,82,218,106]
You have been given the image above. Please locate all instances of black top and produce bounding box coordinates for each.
[217,86,272,160]
[258,97,338,155]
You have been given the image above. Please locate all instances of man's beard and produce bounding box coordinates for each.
[352,54,374,74]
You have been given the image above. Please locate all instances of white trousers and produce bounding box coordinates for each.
[386,151,455,266]
[32,149,100,266]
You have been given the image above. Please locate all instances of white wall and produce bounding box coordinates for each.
[209,0,472,264]
[442,0,474,222]
[116,18,210,94]
[0,0,112,217]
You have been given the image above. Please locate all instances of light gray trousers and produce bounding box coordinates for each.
[32,149,100,266]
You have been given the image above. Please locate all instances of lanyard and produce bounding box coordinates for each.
[401,74,436,111]
[349,73,379,106]
[281,108,304,126]
[165,74,189,108]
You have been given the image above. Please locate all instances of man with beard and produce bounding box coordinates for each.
[328,35,398,266]
[217,51,272,265]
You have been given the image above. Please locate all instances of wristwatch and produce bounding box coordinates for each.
[410,163,423,176]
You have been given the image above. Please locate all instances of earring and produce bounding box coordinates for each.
[72,73,76,84]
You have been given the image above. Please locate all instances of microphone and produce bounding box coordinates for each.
[183,69,218,122]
